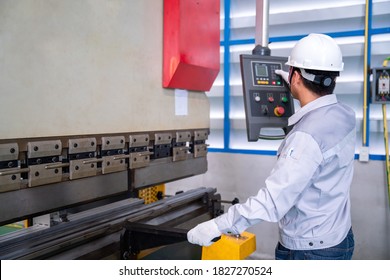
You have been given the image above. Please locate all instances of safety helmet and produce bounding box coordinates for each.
[286,33,344,72]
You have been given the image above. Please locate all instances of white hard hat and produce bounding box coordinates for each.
[286,33,344,72]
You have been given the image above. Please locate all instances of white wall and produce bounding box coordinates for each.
[167,152,390,260]
[0,0,210,140]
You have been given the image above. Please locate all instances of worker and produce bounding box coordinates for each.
[187,33,356,260]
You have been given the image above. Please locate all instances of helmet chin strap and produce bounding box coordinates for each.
[300,68,334,87]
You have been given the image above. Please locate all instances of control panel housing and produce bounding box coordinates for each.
[371,67,390,104]
[240,54,294,141]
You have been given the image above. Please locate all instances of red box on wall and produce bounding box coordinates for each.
[163,0,220,92]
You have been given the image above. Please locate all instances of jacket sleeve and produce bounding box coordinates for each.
[214,131,324,234]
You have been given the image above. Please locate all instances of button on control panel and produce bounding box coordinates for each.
[249,91,292,118]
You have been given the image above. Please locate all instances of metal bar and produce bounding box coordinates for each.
[0,171,128,226]
[124,222,188,238]
[121,222,189,258]
[45,163,70,169]
[255,0,269,47]
[82,158,104,164]
[0,168,30,176]
[113,154,131,160]
[0,187,217,259]
[142,203,208,227]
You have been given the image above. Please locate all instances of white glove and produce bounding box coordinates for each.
[187,219,221,247]
[275,69,289,85]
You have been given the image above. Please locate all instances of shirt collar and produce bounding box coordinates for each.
[288,94,338,126]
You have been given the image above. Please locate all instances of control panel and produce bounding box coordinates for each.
[240,54,294,141]
[371,67,390,103]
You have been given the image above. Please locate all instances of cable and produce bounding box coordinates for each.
[382,103,390,208]
[362,0,370,147]
[382,55,390,208]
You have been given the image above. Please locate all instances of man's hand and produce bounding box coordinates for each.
[275,69,289,85]
[187,219,221,247]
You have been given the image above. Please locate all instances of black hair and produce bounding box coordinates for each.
[294,68,339,96]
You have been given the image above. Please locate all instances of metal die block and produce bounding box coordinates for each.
[153,133,172,159]
[176,131,192,143]
[0,167,21,193]
[28,163,62,188]
[0,143,19,162]
[153,144,172,159]
[68,138,97,154]
[129,151,152,169]
[193,144,208,158]
[132,156,208,189]
[69,159,98,180]
[102,156,127,174]
[27,140,62,158]
[194,130,209,141]
[172,146,190,162]
[154,133,172,145]
[129,134,150,148]
[101,136,125,151]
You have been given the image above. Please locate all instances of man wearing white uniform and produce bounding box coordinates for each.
[187,33,356,260]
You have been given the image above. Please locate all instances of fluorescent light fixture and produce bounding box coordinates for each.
[230,1,366,18]
[334,36,364,45]
[230,45,255,52]
[229,79,242,86]
[270,1,364,14]
[210,113,224,119]
[337,76,364,83]
[230,113,246,119]
[372,33,390,43]
[269,41,298,49]
[211,81,224,87]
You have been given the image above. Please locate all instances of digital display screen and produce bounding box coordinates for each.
[255,64,268,77]
[251,61,283,87]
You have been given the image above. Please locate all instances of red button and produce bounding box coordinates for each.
[268,97,274,103]
[274,106,285,117]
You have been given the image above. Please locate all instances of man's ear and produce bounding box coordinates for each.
[291,70,300,85]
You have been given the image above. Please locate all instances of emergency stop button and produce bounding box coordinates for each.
[274,106,285,117]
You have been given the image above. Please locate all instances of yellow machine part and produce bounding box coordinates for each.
[0,221,26,236]
[138,184,165,204]
[202,231,256,260]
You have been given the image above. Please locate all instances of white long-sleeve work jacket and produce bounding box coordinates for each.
[215,94,356,250]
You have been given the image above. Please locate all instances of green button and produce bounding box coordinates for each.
[281,97,288,103]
